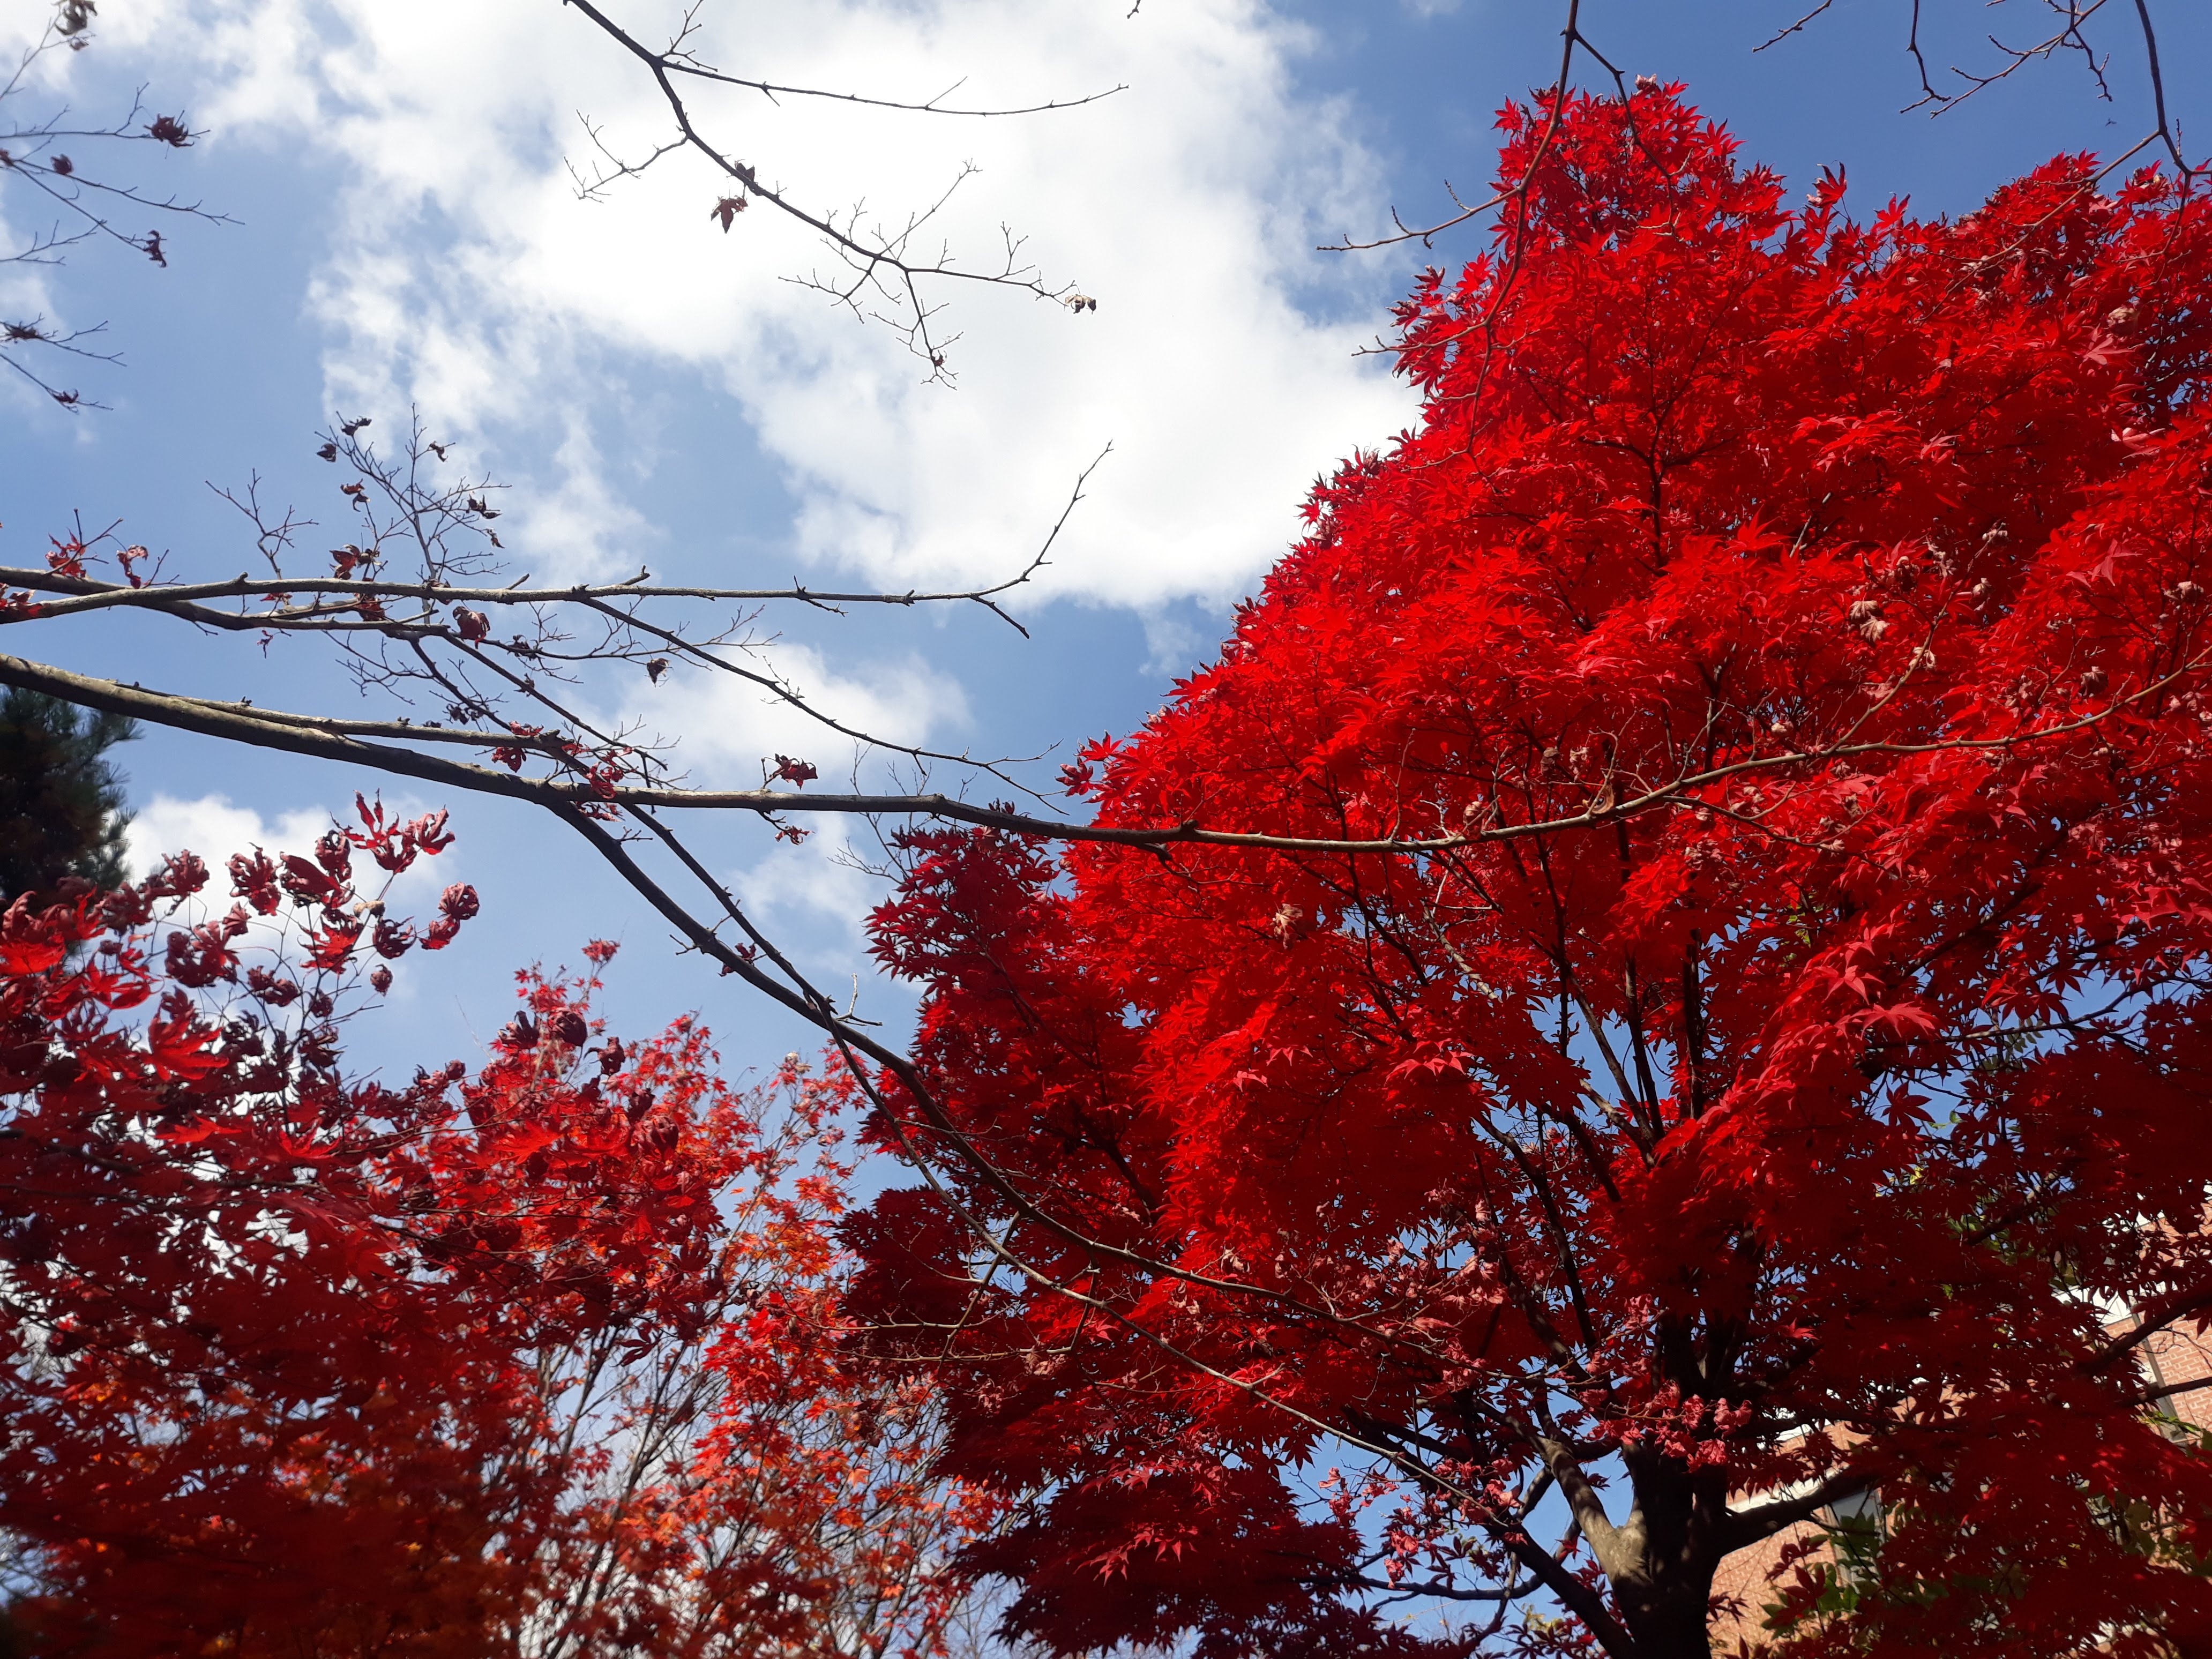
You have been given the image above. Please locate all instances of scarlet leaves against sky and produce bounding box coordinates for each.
[853,87,2212,1656]
[0,818,982,1655]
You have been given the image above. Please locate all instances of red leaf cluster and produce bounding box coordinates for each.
[0,836,983,1654]
[854,87,2212,1655]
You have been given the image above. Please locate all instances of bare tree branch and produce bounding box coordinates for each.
[1,3,229,406]
[556,0,1113,382]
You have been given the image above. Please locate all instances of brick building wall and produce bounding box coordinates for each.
[2139,1319,2212,1435]
[1710,1520,1809,1651]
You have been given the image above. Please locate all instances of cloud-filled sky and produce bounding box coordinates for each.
[6,0,2208,1077]
[78,0,1417,604]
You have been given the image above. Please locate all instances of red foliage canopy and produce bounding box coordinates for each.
[0,816,981,1656]
[854,87,2212,1657]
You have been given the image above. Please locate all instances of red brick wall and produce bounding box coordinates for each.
[1710,1517,1823,1653]
[2141,1320,2212,1436]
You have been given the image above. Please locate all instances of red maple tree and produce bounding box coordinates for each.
[850,87,2212,1656]
[0,809,984,1657]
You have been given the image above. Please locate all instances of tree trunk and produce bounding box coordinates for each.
[1592,1453,1733,1659]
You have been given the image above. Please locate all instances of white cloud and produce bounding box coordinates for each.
[91,0,1417,607]
[616,639,973,789]
[735,826,890,951]
[121,793,468,1018]
[0,223,63,416]
[125,794,333,878]
[126,791,458,907]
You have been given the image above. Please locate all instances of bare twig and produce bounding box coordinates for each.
[556,0,1111,381]
[1,6,228,406]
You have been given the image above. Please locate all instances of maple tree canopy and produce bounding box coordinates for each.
[852,86,2212,1657]
[0,805,983,1656]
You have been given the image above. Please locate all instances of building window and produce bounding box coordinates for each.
[1824,1488,1884,1588]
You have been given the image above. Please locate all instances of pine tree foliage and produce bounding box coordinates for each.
[0,689,134,903]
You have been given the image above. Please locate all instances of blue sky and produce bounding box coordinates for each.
[4,0,2206,1080]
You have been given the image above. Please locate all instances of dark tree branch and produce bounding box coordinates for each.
[1722,1469,1876,1552]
